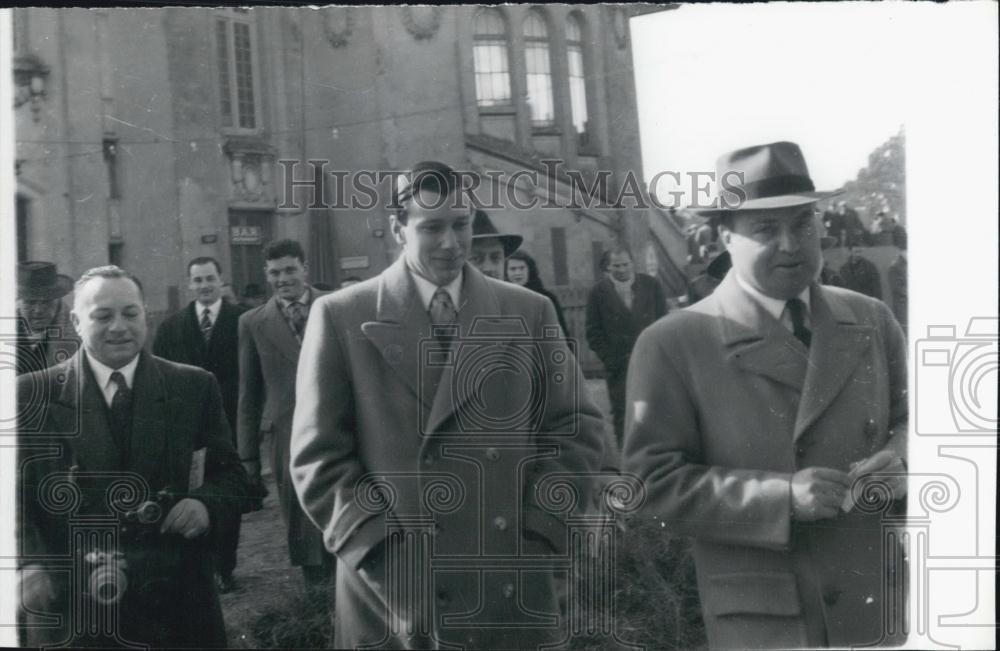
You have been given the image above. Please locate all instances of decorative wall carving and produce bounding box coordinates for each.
[401,6,442,40]
[223,137,277,205]
[323,7,355,48]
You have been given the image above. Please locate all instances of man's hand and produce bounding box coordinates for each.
[843,450,908,511]
[791,467,850,521]
[19,565,56,611]
[160,498,211,539]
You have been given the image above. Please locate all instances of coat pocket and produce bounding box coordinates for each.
[702,571,802,617]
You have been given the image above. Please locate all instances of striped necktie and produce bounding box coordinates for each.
[200,307,213,342]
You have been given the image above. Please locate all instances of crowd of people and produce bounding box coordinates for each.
[14,144,909,649]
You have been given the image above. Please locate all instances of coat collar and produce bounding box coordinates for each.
[706,272,873,440]
[362,258,505,433]
[54,351,169,477]
[258,294,303,363]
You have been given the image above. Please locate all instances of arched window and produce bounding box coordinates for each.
[473,8,511,107]
[566,13,590,144]
[523,10,555,127]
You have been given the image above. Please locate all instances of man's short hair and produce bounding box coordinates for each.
[263,239,306,264]
[75,265,145,300]
[599,245,633,271]
[393,161,468,225]
[187,256,222,276]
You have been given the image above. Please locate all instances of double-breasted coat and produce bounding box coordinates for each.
[624,273,908,649]
[237,288,330,567]
[290,260,606,649]
[16,351,247,647]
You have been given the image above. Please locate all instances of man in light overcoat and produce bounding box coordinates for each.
[290,161,606,649]
[624,142,908,649]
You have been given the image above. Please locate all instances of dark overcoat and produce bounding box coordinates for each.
[16,351,247,648]
[624,273,908,649]
[289,260,606,649]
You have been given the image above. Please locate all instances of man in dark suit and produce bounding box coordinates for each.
[585,246,667,448]
[16,265,246,647]
[14,261,80,376]
[289,161,605,648]
[625,142,907,649]
[153,256,247,592]
[237,239,334,587]
[839,246,884,300]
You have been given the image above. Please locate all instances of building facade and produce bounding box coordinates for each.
[12,6,684,363]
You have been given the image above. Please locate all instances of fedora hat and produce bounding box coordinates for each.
[17,261,74,301]
[471,209,522,257]
[694,141,843,217]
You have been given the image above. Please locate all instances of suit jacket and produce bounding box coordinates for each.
[623,272,908,649]
[16,351,247,648]
[289,259,606,649]
[585,273,667,375]
[236,287,329,566]
[14,302,80,376]
[153,300,246,432]
[840,256,883,300]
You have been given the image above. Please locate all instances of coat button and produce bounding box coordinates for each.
[502,583,515,599]
[423,454,434,466]
[823,588,843,606]
[436,589,450,605]
[493,516,508,531]
[864,419,878,438]
[486,448,500,461]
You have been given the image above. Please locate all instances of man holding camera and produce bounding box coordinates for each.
[16,265,247,647]
[290,161,605,648]
[624,142,908,649]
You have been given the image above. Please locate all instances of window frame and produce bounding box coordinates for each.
[472,8,513,110]
[214,8,263,134]
[565,12,592,149]
[523,8,557,131]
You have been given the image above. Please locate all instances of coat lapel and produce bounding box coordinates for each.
[424,265,504,435]
[792,286,873,440]
[51,353,119,472]
[361,258,435,408]
[711,273,809,392]
[126,353,172,487]
[184,302,210,362]
[258,296,301,364]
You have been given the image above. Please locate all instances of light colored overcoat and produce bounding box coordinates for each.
[624,272,908,649]
[290,259,606,649]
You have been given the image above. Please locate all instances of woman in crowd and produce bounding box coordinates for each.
[505,250,572,344]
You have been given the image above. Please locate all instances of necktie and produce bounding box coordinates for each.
[109,371,132,453]
[428,288,457,342]
[786,298,812,348]
[200,308,213,342]
[287,301,307,340]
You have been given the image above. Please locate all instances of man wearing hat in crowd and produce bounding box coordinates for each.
[468,208,522,279]
[14,261,80,376]
[289,160,605,648]
[623,141,908,649]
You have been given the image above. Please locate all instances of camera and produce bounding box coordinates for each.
[1,316,80,435]
[85,488,184,607]
[418,316,577,436]
[915,317,998,435]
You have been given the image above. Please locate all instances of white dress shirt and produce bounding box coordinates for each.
[196,298,222,328]
[735,273,811,333]
[87,352,140,407]
[409,266,463,312]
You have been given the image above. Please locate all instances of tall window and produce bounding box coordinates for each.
[523,10,555,128]
[216,10,259,130]
[566,14,590,145]
[473,9,511,107]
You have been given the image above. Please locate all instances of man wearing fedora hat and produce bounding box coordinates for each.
[14,261,80,376]
[468,208,522,279]
[624,142,908,648]
[289,160,604,648]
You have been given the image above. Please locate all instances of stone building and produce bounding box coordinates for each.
[12,6,685,367]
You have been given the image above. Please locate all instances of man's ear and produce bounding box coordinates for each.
[69,310,82,336]
[389,214,406,246]
[717,222,733,247]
